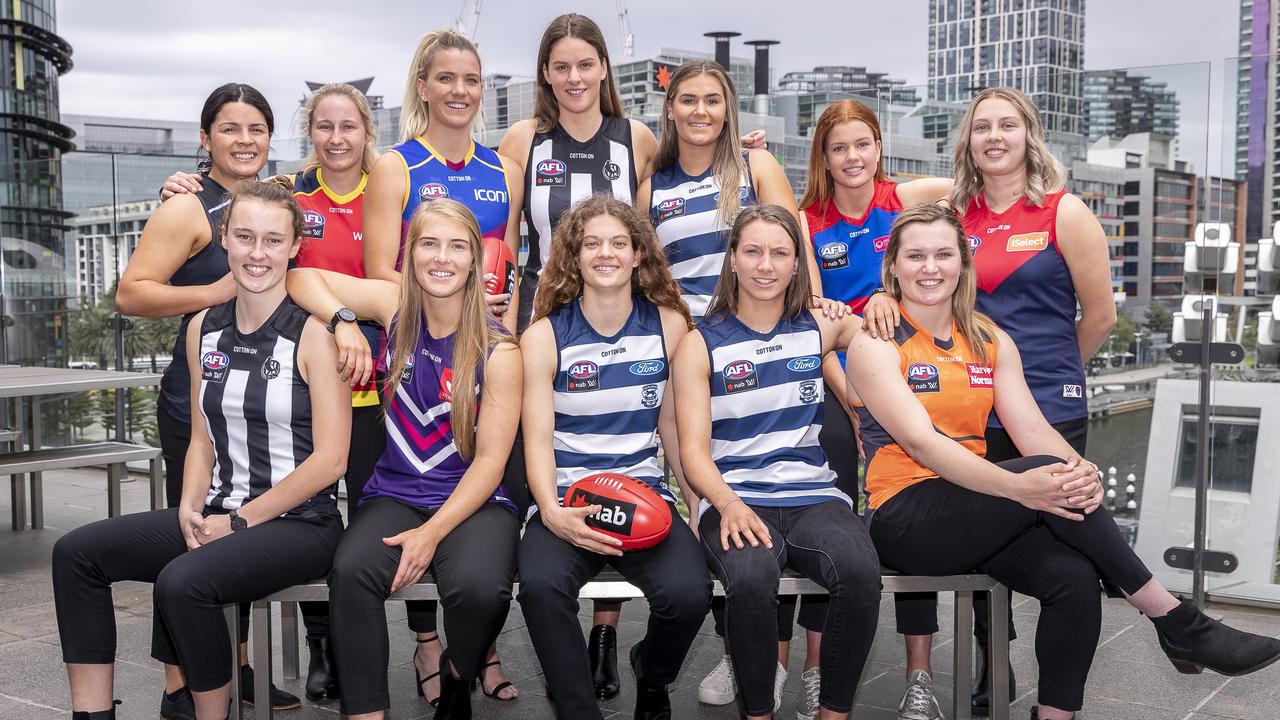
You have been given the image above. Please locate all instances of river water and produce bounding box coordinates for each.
[1086,407,1154,485]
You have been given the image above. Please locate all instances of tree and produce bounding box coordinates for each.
[1144,304,1173,337]
[1106,313,1139,365]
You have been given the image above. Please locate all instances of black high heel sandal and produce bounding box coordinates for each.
[414,633,443,708]
[473,659,517,700]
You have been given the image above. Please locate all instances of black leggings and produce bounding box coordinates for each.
[701,500,881,716]
[518,507,711,720]
[328,498,518,716]
[52,507,341,692]
[869,455,1153,711]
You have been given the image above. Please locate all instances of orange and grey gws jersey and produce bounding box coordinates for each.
[856,309,997,510]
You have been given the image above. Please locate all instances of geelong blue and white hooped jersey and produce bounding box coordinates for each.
[197,297,337,520]
[548,296,673,504]
[700,309,851,509]
[650,154,756,321]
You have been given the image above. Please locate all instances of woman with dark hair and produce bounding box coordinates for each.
[54,181,350,720]
[673,204,881,720]
[848,203,1280,720]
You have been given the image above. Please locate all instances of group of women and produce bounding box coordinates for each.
[51,11,1280,720]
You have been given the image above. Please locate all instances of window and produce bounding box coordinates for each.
[1173,406,1260,494]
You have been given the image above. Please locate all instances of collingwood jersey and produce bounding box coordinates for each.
[198,297,336,519]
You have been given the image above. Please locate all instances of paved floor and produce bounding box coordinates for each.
[2,467,1279,719]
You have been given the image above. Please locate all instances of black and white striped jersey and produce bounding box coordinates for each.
[197,296,337,520]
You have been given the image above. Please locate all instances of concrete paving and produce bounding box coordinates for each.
[3,467,1279,719]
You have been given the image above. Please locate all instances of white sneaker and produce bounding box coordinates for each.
[898,669,945,720]
[774,661,788,713]
[796,666,821,720]
[698,653,736,705]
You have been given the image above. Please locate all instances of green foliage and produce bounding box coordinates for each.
[1144,304,1174,336]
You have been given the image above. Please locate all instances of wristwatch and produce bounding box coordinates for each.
[228,509,248,532]
[328,307,357,333]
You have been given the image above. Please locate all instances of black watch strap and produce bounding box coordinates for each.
[228,509,247,532]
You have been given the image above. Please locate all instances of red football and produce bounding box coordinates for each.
[564,472,673,551]
[482,235,516,300]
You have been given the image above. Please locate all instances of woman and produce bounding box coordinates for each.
[287,198,521,720]
[847,203,1280,720]
[799,98,951,720]
[673,204,881,720]
[53,181,350,720]
[517,194,710,720]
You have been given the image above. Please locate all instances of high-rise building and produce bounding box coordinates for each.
[294,78,401,155]
[1084,70,1179,143]
[927,0,1085,135]
[777,66,919,105]
[68,199,157,306]
[61,114,202,214]
[1237,0,1277,248]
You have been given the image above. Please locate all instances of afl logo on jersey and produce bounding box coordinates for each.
[629,360,665,377]
[787,356,821,373]
[419,183,449,201]
[817,241,849,270]
[301,210,325,239]
[907,362,941,393]
[656,197,685,223]
[201,351,230,384]
[567,360,600,392]
[722,360,759,394]
[260,356,281,380]
[603,161,622,181]
[535,159,567,187]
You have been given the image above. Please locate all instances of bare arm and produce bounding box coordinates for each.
[116,195,235,317]
[1056,193,1117,360]
[990,329,1090,463]
[178,310,216,548]
[635,175,651,217]
[362,152,409,282]
[630,119,659,185]
[656,308,696,519]
[497,120,535,177]
[895,177,954,207]
[286,268,399,328]
[498,153,525,335]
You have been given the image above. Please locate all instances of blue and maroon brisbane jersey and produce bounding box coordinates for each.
[804,179,903,314]
[964,190,1086,426]
[391,136,511,253]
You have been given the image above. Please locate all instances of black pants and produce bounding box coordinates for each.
[156,406,189,508]
[870,455,1152,711]
[328,498,518,715]
[518,507,711,720]
[299,403,386,640]
[52,507,341,692]
[700,500,881,716]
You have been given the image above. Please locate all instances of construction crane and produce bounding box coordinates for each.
[616,0,634,57]
[456,0,482,41]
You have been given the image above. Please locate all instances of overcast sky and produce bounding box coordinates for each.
[55,0,1240,169]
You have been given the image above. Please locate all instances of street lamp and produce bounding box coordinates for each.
[1134,331,1146,367]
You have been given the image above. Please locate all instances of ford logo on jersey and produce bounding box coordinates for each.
[629,360,665,376]
[419,183,449,200]
[202,351,229,370]
[818,242,847,260]
[787,356,820,373]
[537,159,567,176]
[567,360,600,392]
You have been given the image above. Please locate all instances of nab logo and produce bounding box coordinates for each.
[419,183,449,201]
[818,241,849,270]
[629,360,665,377]
[787,356,820,373]
[302,210,325,238]
[907,362,941,393]
[567,488,637,535]
[567,360,600,392]
[722,360,759,394]
[656,196,685,223]
[202,351,229,370]
[873,235,890,252]
[1006,232,1049,252]
[537,159,566,176]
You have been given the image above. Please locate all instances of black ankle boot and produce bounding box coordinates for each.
[159,685,194,720]
[434,654,472,720]
[72,701,120,720]
[588,624,620,699]
[630,642,671,720]
[971,631,1016,716]
[305,636,340,701]
[240,664,302,710]
[1152,599,1280,676]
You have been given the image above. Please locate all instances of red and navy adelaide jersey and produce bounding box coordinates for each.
[964,190,1086,426]
[804,179,903,314]
[292,167,367,279]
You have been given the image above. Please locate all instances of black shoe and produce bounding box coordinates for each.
[630,642,671,720]
[1152,599,1280,676]
[73,700,121,720]
[971,633,1016,717]
[415,633,443,707]
[159,686,195,720]
[305,636,340,701]
[240,664,302,710]
[588,623,620,699]
[434,653,472,720]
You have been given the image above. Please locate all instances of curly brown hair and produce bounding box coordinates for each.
[532,193,692,328]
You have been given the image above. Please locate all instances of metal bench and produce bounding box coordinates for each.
[2,441,162,530]
[238,570,1010,720]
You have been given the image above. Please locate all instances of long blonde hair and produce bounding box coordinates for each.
[799,99,888,212]
[949,86,1066,211]
[384,198,511,460]
[399,29,482,143]
[300,83,378,175]
[655,60,749,227]
[881,203,998,365]
[705,204,813,322]
[533,14,625,133]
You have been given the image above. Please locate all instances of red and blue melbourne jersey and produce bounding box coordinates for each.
[391,136,510,260]
[964,190,1086,426]
[804,180,902,314]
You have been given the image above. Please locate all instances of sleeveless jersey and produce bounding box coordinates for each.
[856,310,996,510]
[547,297,673,504]
[159,174,231,424]
[198,296,337,520]
[650,154,756,321]
[964,190,1085,426]
[391,136,511,260]
[804,179,903,314]
[361,316,515,514]
[701,309,851,509]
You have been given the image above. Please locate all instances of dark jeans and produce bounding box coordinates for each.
[870,455,1152,711]
[700,500,881,716]
[518,507,710,720]
[328,498,518,716]
[52,507,341,692]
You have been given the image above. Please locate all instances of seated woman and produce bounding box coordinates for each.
[53,180,350,720]
[287,197,521,720]
[846,203,1280,720]
[673,204,881,720]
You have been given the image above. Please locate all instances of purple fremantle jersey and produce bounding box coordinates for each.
[361,315,514,513]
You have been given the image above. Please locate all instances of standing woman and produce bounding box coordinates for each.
[517,194,710,720]
[53,180,350,720]
[673,204,881,720]
[287,198,522,720]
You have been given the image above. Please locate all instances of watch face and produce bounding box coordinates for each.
[338,308,357,323]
